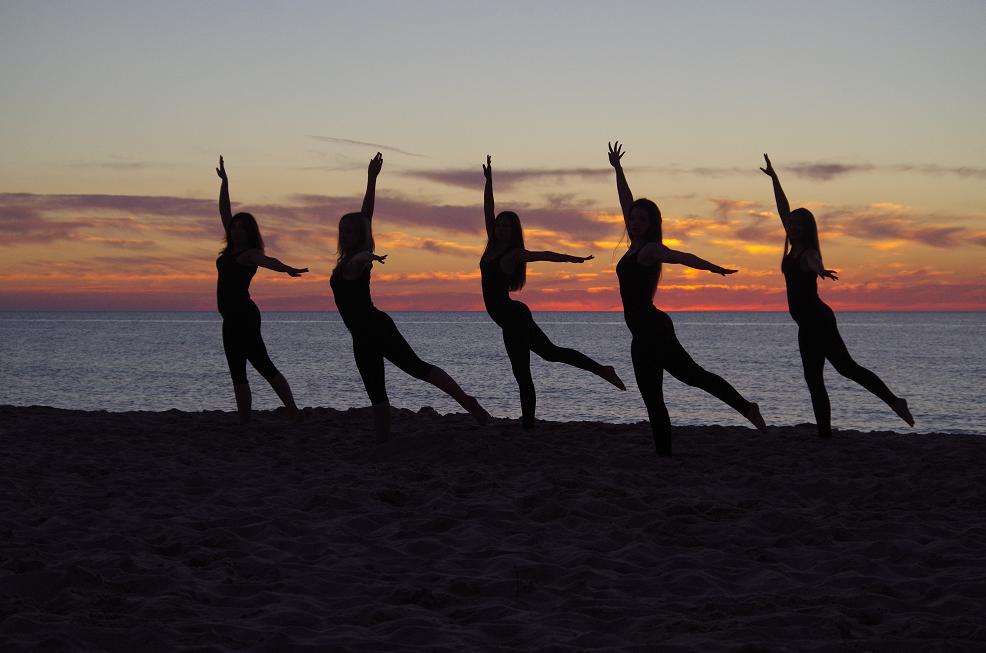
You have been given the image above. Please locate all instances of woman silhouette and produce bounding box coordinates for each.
[331,153,490,442]
[760,154,913,437]
[608,142,765,455]
[215,156,308,423]
[481,155,625,429]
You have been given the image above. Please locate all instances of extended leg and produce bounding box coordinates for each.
[527,319,626,390]
[824,327,912,425]
[662,332,762,429]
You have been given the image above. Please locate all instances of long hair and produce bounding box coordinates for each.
[336,212,374,265]
[629,198,663,298]
[782,207,823,269]
[484,210,526,291]
[220,212,264,255]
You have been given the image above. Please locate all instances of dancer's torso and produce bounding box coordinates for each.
[782,251,831,324]
[480,249,523,327]
[330,263,380,333]
[617,250,668,331]
[216,252,257,316]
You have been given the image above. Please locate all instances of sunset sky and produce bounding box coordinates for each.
[2,1,984,311]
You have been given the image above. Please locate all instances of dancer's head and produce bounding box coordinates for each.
[486,210,526,291]
[222,212,264,254]
[627,198,662,244]
[783,208,821,262]
[337,212,374,262]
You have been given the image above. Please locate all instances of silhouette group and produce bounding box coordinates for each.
[215,145,914,455]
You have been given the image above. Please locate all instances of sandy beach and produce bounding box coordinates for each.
[1,405,984,651]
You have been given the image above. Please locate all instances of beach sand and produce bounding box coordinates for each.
[1,405,984,650]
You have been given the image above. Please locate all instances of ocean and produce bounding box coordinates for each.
[1,311,982,434]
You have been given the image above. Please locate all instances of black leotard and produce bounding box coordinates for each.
[781,250,897,437]
[617,250,750,455]
[217,252,257,315]
[479,250,518,328]
[782,250,832,324]
[216,252,279,385]
[480,249,605,427]
[331,262,434,405]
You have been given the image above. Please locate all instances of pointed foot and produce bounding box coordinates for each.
[600,365,627,391]
[464,396,491,426]
[892,398,915,427]
[746,402,767,433]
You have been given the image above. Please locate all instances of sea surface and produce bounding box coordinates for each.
[1,311,982,434]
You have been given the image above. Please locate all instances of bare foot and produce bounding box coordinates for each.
[892,398,914,427]
[600,365,626,391]
[284,407,304,423]
[464,396,491,426]
[745,403,767,432]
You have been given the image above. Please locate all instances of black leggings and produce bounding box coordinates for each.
[352,311,435,405]
[630,311,750,455]
[498,301,605,427]
[798,313,898,438]
[222,304,279,385]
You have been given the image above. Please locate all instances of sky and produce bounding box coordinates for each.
[2,0,984,311]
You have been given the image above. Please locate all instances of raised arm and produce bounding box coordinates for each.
[361,152,383,222]
[216,156,232,232]
[608,141,634,225]
[641,243,736,276]
[760,153,791,231]
[483,154,495,239]
[237,249,310,277]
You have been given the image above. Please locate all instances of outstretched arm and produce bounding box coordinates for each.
[608,141,633,225]
[520,251,594,264]
[238,249,309,276]
[338,252,388,278]
[641,243,736,276]
[483,154,495,239]
[760,153,791,231]
[802,249,839,281]
[217,156,232,232]
[361,152,383,222]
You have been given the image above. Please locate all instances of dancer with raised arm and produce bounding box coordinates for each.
[330,153,490,442]
[760,154,914,437]
[215,156,308,424]
[607,142,765,456]
[481,155,625,429]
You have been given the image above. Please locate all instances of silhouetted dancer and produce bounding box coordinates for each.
[215,156,308,424]
[607,142,765,455]
[481,155,626,429]
[760,154,914,437]
[330,153,490,442]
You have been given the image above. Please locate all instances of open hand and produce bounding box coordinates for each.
[288,267,309,278]
[372,254,388,264]
[759,153,775,177]
[572,254,594,263]
[821,268,839,281]
[715,267,738,276]
[368,152,383,177]
[483,154,492,180]
[608,141,625,168]
[216,155,227,180]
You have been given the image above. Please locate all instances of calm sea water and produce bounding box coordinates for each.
[1,311,982,434]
